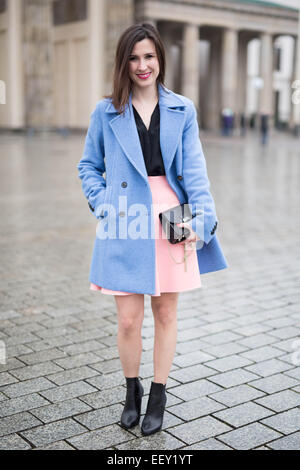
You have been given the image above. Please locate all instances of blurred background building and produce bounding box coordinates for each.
[0,0,299,133]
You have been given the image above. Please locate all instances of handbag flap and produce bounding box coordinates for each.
[160,203,193,224]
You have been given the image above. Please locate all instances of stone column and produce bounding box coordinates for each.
[258,32,274,116]
[291,17,300,135]
[158,23,174,90]
[23,0,53,128]
[89,0,106,109]
[105,0,134,94]
[221,27,238,114]
[8,0,24,128]
[206,32,222,130]
[237,35,248,115]
[182,23,200,110]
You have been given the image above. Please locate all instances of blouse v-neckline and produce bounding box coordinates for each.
[132,102,159,132]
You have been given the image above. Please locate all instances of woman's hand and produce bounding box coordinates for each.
[176,222,200,243]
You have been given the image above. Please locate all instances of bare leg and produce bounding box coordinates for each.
[151,292,179,384]
[114,294,144,377]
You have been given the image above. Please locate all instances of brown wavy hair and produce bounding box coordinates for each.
[103,22,166,116]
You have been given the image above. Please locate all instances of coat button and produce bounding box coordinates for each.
[121,181,127,188]
[88,202,94,212]
[177,175,183,181]
[119,211,126,217]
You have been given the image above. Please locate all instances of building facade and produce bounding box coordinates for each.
[0,0,299,131]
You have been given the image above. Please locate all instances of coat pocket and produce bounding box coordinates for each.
[94,185,112,219]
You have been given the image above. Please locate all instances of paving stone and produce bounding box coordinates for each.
[200,342,248,358]
[200,331,244,345]
[52,352,102,370]
[236,334,278,349]
[0,357,27,373]
[17,348,68,366]
[30,398,92,423]
[209,384,266,407]
[0,433,32,450]
[268,326,300,340]
[208,369,260,388]
[167,396,226,420]
[0,377,56,398]
[67,424,134,449]
[172,350,215,366]
[0,411,42,437]
[46,365,99,386]
[34,440,75,450]
[213,401,274,427]
[240,345,285,362]
[183,438,232,450]
[79,387,127,408]
[260,408,300,435]
[205,355,253,372]
[115,431,184,450]
[168,380,223,401]
[249,373,299,394]
[86,371,126,390]
[20,418,86,447]
[267,431,300,450]
[39,381,98,403]
[167,416,232,445]
[0,392,50,417]
[0,372,18,387]
[8,362,64,381]
[74,404,124,429]
[254,389,300,412]
[26,337,74,352]
[217,422,282,450]
[59,340,105,356]
[169,363,217,383]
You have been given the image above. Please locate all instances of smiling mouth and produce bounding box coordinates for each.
[137,72,151,79]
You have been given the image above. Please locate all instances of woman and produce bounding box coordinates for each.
[77,22,228,436]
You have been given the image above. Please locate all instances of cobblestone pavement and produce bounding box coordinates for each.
[0,129,299,450]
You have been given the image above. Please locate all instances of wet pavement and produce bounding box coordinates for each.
[0,128,299,450]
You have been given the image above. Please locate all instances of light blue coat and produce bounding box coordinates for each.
[77,83,228,294]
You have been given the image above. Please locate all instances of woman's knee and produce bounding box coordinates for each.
[118,312,143,334]
[153,303,177,326]
[152,296,178,327]
[115,294,144,335]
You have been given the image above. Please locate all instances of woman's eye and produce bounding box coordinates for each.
[129,55,153,61]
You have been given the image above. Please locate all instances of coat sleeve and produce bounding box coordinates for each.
[77,102,107,218]
[182,100,218,245]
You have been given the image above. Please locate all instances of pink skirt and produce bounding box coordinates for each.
[90,175,201,296]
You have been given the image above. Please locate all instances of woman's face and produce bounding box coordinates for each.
[128,38,160,90]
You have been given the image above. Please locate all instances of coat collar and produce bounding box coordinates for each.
[107,83,187,182]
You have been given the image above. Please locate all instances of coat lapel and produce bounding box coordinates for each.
[106,83,187,183]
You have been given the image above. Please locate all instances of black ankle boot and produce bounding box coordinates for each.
[120,377,144,429]
[141,381,167,436]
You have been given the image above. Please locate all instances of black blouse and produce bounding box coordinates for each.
[132,102,166,176]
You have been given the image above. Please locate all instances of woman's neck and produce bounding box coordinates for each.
[132,83,159,104]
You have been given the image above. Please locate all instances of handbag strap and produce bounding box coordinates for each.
[166,241,195,272]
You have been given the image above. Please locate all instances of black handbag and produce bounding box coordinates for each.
[159,202,195,245]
